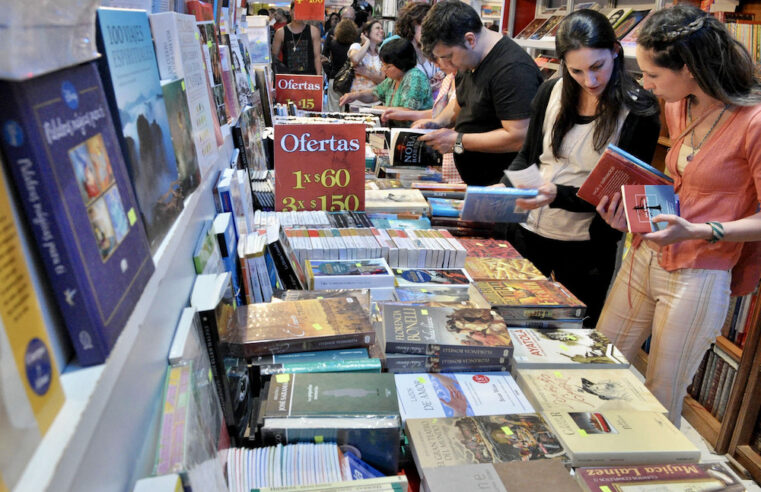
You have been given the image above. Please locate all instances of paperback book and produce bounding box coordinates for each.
[365,189,429,215]
[510,328,629,369]
[393,268,472,290]
[460,186,538,223]
[389,129,442,166]
[475,280,587,321]
[621,184,680,233]
[161,79,201,198]
[465,257,545,281]
[305,258,395,290]
[383,353,510,373]
[575,462,743,492]
[457,238,523,259]
[514,18,550,39]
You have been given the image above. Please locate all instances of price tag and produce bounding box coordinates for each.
[275,374,290,383]
[501,426,513,436]
[275,74,323,111]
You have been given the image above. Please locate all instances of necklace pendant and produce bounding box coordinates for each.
[686,153,694,162]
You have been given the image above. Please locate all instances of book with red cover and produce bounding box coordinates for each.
[576,462,742,491]
[515,18,550,40]
[620,184,679,233]
[458,238,523,260]
[577,144,673,207]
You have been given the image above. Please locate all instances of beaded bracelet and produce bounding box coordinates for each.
[706,221,724,244]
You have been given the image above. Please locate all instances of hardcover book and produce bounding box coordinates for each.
[510,328,629,369]
[575,462,743,492]
[516,368,667,413]
[305,258,395,290]
[394,372,533,421]
[543,410,700,466]
[460,186,538,223]
[0,62,154,366]
[465,257,545,281]
[382,304,512,358]
[160,79,201,198]
[577,144,673,207]
[475,280,587,320]
[424,460,580,492]
[621,184,679,233]
[96,7,184,254]
[221,297,375,357]
[389,129,442,166]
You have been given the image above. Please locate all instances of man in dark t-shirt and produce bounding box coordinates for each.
[418,0,542,185]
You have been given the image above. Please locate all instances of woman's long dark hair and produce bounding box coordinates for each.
[551,9,658,158]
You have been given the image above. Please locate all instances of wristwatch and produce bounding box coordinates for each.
[453,132,465,154]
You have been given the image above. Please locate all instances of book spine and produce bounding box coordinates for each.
[716,368,736,421]
[704,356,725,412]
[197,309,236,427]
[688,349,710,398]
[228,332,376,358]
[711,361,730,417]
[0,88,108,365]
[258,358,382,375]
[435,344,513,359]
[494,306,585,321]
[698,350,717,404]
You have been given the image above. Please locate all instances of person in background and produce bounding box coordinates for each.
[342,19,385,109]
[416,0,542,186]
[395,2,445,97]
[339,37,432,120]
[271,2,322,75]
[324,12,340,39]
[325,19,360,112]
[596,5,761,425]
[501,9,660,328]
[272,9,288,34]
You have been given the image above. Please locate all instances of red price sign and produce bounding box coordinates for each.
[293,0,325,21]
[274,123,365,212]
[275,74,323,112]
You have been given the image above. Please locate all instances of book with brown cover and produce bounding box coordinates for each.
[465,257,545,281]
[475,280,586,320]
[423,459,579,492]
[458,238,523,260]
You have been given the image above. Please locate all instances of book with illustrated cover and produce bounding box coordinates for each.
[575,462,743,492]
[96,8,185,254]
[221,297,375,357]
[577,144,673,207]
[465,257,545,281]
[460,187,538,223]
[458,238,523,259]
[160,79,201,199]
[424,460,580,492]
[428,198,463,218]
[275,289,371,315]
[530,15,563,39]
[516,369,667,413]
[365,189,429,215]
[395,372,533,421]
[197,20,227,125]
[540,15,565,40]
[475,280,586,320]
[382,304,512,358]
[389,129,442,167]
[515,18,550,39]
[0,62,154,366]
[305,258,395,290]
[621,184,679,233]
[607,8,634,29]
[614,9,650,39]
[620,10,656,48]
[510,328,629,369]
[543,410,700,466]
[393,268,472,290]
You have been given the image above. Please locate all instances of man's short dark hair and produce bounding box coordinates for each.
[379,38,417,72]
[257,8,269,16]
[421,0,482,53]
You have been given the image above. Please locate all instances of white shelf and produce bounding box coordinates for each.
[514,37,639,59]
[13,134,233,492]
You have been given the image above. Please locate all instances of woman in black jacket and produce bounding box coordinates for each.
[324,19,360,111]
[502,9,660,327]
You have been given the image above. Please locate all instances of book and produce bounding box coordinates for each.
[475,280,587,320]
[389,129,442,166]
[460,187,538,223]
[221,297,375,357]
[510,328,629,369]
[394,372,533,421]
[577,144,673,207]
[259,373,401,474]
[614,9,650,39]
[515,18,550,39]
[305,258,395,290]
[620,10,656,48]
[160,78,201,199]
[465,257,545,281]
[424,459,580,492]
[0,61,155,366]
[621,184,679,233]
[197,20,227,125]
[428,198,463,218]
[393,268,472,290]
[255,358,382,376]
[530,15,564,39]
[516,368,667,413]
[384,353,510,373]
[575,462,744,492]
[275,289,372,316]
[96,7,185,254]
[538,15,565,40]
[382,304,513,358]
[0,164,66,490]
[365,189,429,215]
[458,238,523,259]
[606,8,633,29]
[543,410,700,466]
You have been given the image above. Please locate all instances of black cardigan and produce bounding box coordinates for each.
[502,77,661,246]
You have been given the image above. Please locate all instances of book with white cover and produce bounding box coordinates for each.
[510,328,629,369]
[516,369,667,413]
[542,410,700,466]
[395,372,533,421]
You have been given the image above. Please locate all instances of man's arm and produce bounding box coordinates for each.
[419,117,529,154]
[311,25,322,75]
[271,27,284,60]
[412,96,459,129]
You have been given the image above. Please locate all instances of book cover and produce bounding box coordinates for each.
[160,79,201,198]
[620,10,656,48]
[607,8,633,28]
[543,410,700,466]
[257,358,382,376]
[515,17,550,39]
[539,15,565,40]
[389,129,442,166]
[614,9,650,39]
[475,280,586,320]
[305,258,395,290]
[465,257,545,281]
[393,268,472,289]
[576,462,743,492]
[405,414,565,471]
[382,304,512,358]
[428,198,463,218]
[530,15,564,39]
[510,328,629,369]
[460,186,538,223]
[577,144,673,207]
[365,189,429,215]
[458,238,523,259]
[517,368,666,413]
[192,220,224,274]
[621,184,679,233]
[394,372,533,421]
[275,289,371,316]
[239,101,268,172]
[222,297,375,357]
[197,21,227,125]
[0,165,65,490]
[424,460,579,492]
[0,62,155,366]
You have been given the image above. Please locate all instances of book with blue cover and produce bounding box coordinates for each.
[161,78,201,199]
[428,198,463,218]
[96,7,184,254]
[0,62,154,366]
[621,184,680,233]
[460,186,538,223]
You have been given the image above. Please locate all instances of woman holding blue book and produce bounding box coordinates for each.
[596,5,761,425]
[502,9,660,327]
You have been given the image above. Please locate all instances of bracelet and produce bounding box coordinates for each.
[706,221,724,243]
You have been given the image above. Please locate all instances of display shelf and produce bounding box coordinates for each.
[13,134,233,492]
[683,394,722,446]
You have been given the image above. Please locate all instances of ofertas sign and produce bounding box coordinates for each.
[293,0,325,21]
[275,74,323,111]
[275,123,365,211]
